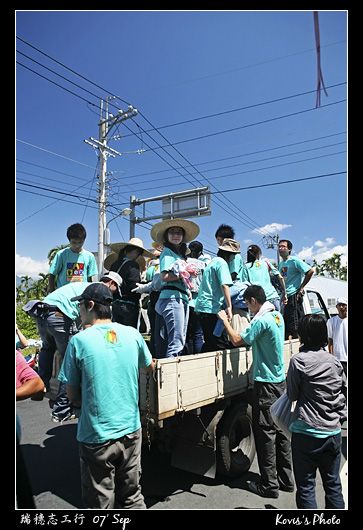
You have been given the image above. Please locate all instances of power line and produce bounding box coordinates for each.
[121,82,346,138]
[16,139,97,169]
[16,188,99,222]
[131,149,346,193]
[117,131,347,180]
[17,61,98,107]
[121,142,347,188]
[142,100,347,151]
[15,38,291,235]
[16,159,90,181]
[209,170,346,195]
[16,181,100,203]
[16,36,345,239]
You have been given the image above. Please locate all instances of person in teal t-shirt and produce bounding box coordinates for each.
[215,223,246,280]
[58,282,155,509]
[217,284,294,499]
[242,244,287,311]
[195,238,239,352]
[25,276,121,422]
[278,239,315,340]
[48,223,98,292]
[150,218,200,358]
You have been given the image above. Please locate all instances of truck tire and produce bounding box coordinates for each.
[217,401,255,478]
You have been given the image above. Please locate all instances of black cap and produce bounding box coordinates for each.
[70,283,113,305]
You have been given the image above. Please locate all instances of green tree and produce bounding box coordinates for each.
[16,243,67,341]
[47,243,68,265]
[312,253,347,281]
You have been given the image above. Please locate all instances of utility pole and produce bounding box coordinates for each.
[262,234,280,265]
[129,195,136,239]
[98,99,107,279]
[84,97,138,277]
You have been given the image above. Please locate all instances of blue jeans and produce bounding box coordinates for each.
[291,432,345,509]
[155,297,189,358]
[270,297,281,312]
[37,312,77,417]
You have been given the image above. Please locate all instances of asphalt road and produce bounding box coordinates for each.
[16,392,347,511]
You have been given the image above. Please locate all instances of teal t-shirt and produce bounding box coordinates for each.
[195,257,232,314]
[146,262,159,282]
[241,310,285,383]
[49,247,98,288]
[43,282,92,319]
[278,256,311,297]
[58,323,152,443]
[242,259,279,301]
[159,247,189,303]
[290,419,341,438]
[229,253,245,280]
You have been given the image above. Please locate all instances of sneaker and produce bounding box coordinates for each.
[51,412,76,423]
[247,481,279,499]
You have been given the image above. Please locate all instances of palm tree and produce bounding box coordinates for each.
[47,243,69,265]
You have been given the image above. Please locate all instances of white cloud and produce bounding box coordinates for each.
[252,222,292,236]
[312,245,347,265]
[297,244,347,265]
[16,254,48,279]
[244,239,253,244]
[297,246,314,261]
[314,237,335,248]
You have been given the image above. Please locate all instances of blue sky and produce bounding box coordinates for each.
[16,10,347,278]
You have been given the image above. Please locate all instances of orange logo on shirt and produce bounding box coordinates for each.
[105,329,118,344]
[274,314,281,326]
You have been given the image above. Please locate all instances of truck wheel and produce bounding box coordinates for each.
[217,402,255,478]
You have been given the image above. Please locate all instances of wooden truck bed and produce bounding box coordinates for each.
[139,339,300,421]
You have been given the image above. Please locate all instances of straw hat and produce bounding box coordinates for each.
[103,252,118,271]
[218,238,241,253]
[150,218,200,244]
[110,237,153,258]
[103,252,147,272]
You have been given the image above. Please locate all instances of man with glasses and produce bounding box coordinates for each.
[278,239,315,340]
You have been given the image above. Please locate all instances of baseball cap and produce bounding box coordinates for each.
[100,271,123,297]
[70,283,113,305]
[336,297,347,305]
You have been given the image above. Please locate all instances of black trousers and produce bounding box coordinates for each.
[112,301,139,328]
[252,381,294,493]
[283,293,304,339]
[198,312,232,353]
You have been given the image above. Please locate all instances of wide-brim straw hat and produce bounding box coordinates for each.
[110,237,153,258]
[150,218,200,244]
[103,252,147,272]
[103,252,118,271]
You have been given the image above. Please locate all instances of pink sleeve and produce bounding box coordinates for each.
[16,351,38,389]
